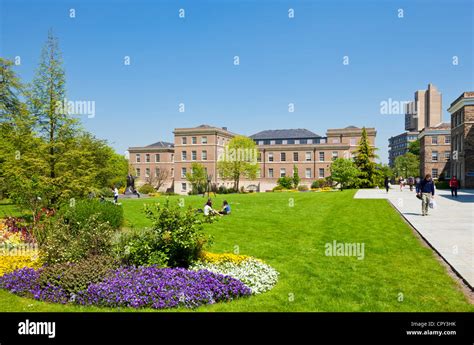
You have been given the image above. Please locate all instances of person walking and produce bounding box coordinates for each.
[384,176,390,193]
[416,174,435,216]
[408,176,414,191]
[399,176,404,192]
[449,176,459,197]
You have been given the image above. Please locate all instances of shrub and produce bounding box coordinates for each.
[190,257,279,294]
[57,199,123,230]
[38,214,115,264]
[217,185,236,194]
[272,185,284,192]
[114,228,168,267]
[144,200,213,268]
[435,181,450,189]
[99,187,114,198]
[38,255,119,295]
[277,176,293,189]
[138,184,155,194]
[297,185,309,191]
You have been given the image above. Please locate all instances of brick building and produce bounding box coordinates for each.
[128,124,377,194]
[418,123,451,179]
[447,92,474,188]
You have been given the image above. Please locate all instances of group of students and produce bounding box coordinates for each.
[203,199,231,216]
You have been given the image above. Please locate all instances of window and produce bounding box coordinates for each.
[432,151,438,162]
[432,169,438,179]
[182,137,187,145]
[332,151,338,160]
[445,136,451,144]
[305,168,311,178]
[145,154,150,163]
[294,140,300,145]
[282,140,287,145]
[135,154,141,163]
[280,168,286,177]
[192,151,197,161]
[136,168,141,177]
[445,169,451,179]
[192,137,197,144]
[444,151,450,161]
[276,140,282,145]
[201,136,208,144]
[155,167,160,176]
[258,140,264,145]
[305,152,311,161]
[181,167,187,178]
[181,151,187,161]
[281,152,286,162]
[145,168,150,177]
[202,150,207,160]
[171,154,174,162]
[268,153,274,162]
[432,136,438,145]
[171,168,174,178]
[257,152,262,162]
[308,139,313,144]
[350,138,357,146]
[293,152,298,162]
[319,152,325,161]
[155,154,160,162]
[181,183,187,192]
[319,168,325,178]
[268,168,274,178]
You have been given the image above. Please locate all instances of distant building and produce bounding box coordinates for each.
[390,83,447,170]
[405,83,442,131]
[128,124,377,194]
[447,91,474,188]
[388,131,419,167]
[419,123,451,179]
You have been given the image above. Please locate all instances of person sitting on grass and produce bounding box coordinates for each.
[203,199,220,216]
[219,200,231,215]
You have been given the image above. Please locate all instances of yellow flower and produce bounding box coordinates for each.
[0,251,42,276]
[199,251,251,265]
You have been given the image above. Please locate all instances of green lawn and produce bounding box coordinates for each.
[0,191,472,312]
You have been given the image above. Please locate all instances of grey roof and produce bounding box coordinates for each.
[249,128,321,140]
[345,125,359,129]
[146,141,174,148]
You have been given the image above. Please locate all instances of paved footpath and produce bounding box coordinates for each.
[354,187,474,289]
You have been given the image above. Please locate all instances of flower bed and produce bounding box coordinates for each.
[0,251,42,276]
[190,256,279,294]
[0,266,252,309]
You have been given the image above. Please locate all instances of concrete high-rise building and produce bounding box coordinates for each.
[448,91,474,188]
[405,83,442,131]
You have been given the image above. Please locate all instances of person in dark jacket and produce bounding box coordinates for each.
[384,176,390,193]
[416,174,435,216]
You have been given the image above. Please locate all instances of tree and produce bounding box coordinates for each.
[277,176,293,189]
[408,139,420,156]
[353,127,378,188]
[292,165,300,188]
[27,30,78,205]
[146,168,170,191]
[374,163,393,187]
[394,153,419,178]
[217,136,259,191]
[330,158,359,191]
[186,163,208,194]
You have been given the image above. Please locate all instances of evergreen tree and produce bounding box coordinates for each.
[353,127,378,188]
[292,164,300,188]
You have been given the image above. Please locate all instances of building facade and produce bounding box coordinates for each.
[389,83,448,170]
[418,123,451,180]
[128,125,377,194]
[388,131,419,167]
[447,92,474,188]
[405,83,442,132]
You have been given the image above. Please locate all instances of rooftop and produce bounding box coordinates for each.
[146,141,174,148]
[249,128,321,140]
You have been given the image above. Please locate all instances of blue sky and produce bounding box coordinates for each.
[1,0,473,163]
